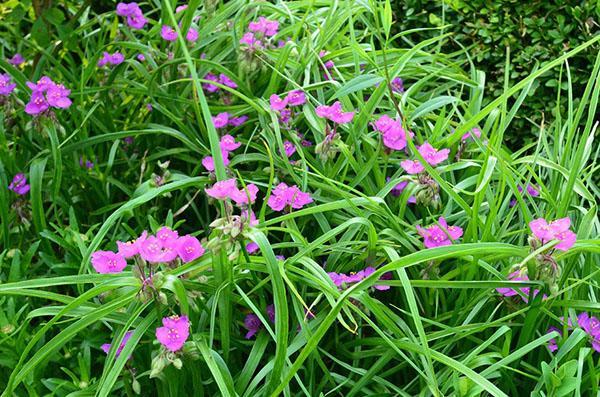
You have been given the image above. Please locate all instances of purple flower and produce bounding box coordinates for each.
[246,242,259,254]
[176,235,205,263]
[139,235,178,263]
[510,184,540,207]
[239,32,262,49]
[416,217,463,249]
[25,91,49,115]
[327,266,392,291]
[244,314,262,339]
[8,53,25,66]
[286,90,306,106]
[267,183,312,212]
[205,178,238,200]
[248,17,279,37]
[91,251,127,273]
[417,142,449,166]
[202,150,230,172]
[137,53,146,62]
[8,173,30,195]
[203,73,219,93]
[101,331,133,357]
[98,52,125,68]
[212,112,230,128]
[0,74,16,96]
[219,134,241,152]
[156,315,190,352]
[219,74,238,89]
[529,217,576,252]
[316,101,354,124]
[270,94,288,112]
[228,115,248,127]
[374,115,410,151]
[496,270,545,302]
[266,304,275,323]
[186,27,199,42]
[461,127,481,142]
[25,77,71,114]
[117,231,147,259]
[547,326,561,352]
[391,77,404,93]
[283,140,296,157]
[161,25,178,41]
[116,3,146,29]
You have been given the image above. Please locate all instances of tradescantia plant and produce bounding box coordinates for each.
[0,0,599,396]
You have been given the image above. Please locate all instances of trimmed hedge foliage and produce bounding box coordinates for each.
[395,0,600,146]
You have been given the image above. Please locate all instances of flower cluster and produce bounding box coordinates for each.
[161,25,198,43]
[270,90,306,124]
[267,183,312,212]
[401,142,449,174]
[116,2,147,29]
[156,315,190,352]
[97,52,125,68]
[316,101,354,124]
[548,313,600,353]
[328,267,392,291]
[205,178,259,206]
[92,226,205,273]
[0,74,16,96]
[25,76,72,115]
[416,217,463,248]
[202,134,242,172]
[240,17,279,51]
[244,305,275,339]
[8,174,30,195]
[203,73,238,93]
[373,115,411,151]
[211,112,248,129]
[529,217,576,252]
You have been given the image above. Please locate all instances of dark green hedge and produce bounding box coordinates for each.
[394,0,600,147]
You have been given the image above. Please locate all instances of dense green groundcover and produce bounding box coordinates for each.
[1,0,600,396]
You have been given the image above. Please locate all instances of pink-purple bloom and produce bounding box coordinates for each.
[220,135,241,151]
[8,53,25,66]
[116,2,147,29]
[243,305,276,339]
[8,173,30,195]
[496,270,544,302]
[91,251,128,273]
[248,17,279,37]
[400,142,449,174]
[373,115,410,151]
[316,101,354,124]
[391,77,404,93]
[25,76,71,115]
[267,183,313,211]
[529,217,576,252]
[212,112,230,128]
[98,52,125,67]
[461,127,482,142]
[161,25,178,41]
[416,217,463,248]
[270,94,288,111]
[0,74,16,96]
[117,231,148,259]
[156,315,190,352]
[176,235,205,263]
[205,178,259,206]
[286,90,306,106]
[139,235,178,263]
[548,313,600,353]
[101,331,133,357]
[283,140,296,157]
[510,184,540,207]
[327,267,392,291]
